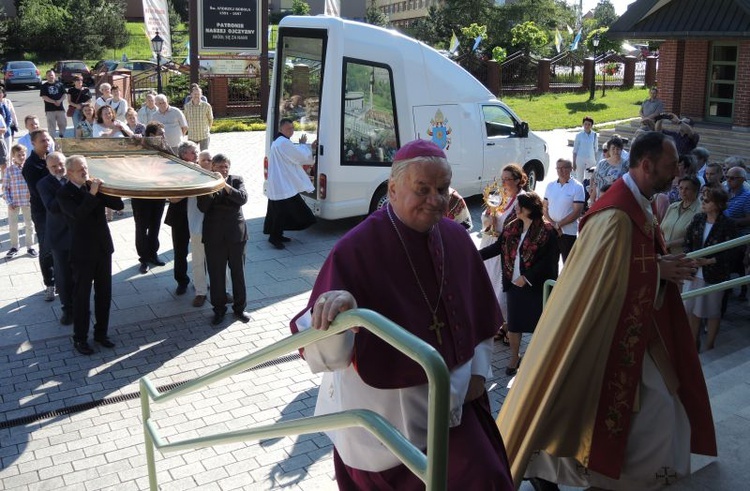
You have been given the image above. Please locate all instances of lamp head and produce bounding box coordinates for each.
[151,31,164,54]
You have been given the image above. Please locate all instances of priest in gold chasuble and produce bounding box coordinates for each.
[497,132,716,490]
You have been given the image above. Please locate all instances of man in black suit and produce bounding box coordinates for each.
[22,129,55,301]
[36,152,73,325]
[164,141,197,295]
[57,155,124,355]
[197,154,249,326]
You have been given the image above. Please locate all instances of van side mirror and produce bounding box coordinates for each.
[519,122,529,138]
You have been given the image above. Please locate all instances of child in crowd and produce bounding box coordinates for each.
[3,144,36,258]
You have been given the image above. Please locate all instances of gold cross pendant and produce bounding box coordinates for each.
[429,314,444,345]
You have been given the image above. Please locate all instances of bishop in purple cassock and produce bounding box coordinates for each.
[290,139,513,490]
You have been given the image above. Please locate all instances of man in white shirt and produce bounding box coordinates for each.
[572,116,597,183]
[262,118,316,249]
[151,94,187,154]
[543,158,585,263]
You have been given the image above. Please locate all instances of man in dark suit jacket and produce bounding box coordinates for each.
[197,154,249,326]
[57,155,124,355]
[22,129,55,300]
[36,152,73,325]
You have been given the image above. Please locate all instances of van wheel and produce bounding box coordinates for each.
[369,185,389,214]
[525,163,540,191]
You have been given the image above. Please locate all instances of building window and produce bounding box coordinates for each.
[706,43,738,122]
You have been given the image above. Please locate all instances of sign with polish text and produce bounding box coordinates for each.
[200,0,260,53]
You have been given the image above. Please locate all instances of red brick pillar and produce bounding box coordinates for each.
[209,77,229,117]
[486,60,500,96]
[622,55,636,88]
[537,59,550,93]
[645,56,658,88]
[734,40,750,128]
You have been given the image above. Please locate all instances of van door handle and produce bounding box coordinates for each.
[319,145,324,155]
[487,142,495,146]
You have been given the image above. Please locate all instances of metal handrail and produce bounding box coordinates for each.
[140,308,450,491]
[542,234,750,305]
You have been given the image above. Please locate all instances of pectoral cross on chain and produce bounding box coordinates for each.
[633,244,654,273]
[429,314,444,345]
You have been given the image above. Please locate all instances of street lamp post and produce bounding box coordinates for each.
[590,34,600,100]
[151,31,164,94]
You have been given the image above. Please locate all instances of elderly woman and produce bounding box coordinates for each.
[683,187,738,350]
[95,83,112,109]
[125,108,146,135]
[480,192,559,375]
[592,136,629,203]
[93,105,133,138]
[662,176,701,254]
[289,139,513,489]
[479,163,527,345]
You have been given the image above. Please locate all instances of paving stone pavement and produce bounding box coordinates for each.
[1,131,748,490]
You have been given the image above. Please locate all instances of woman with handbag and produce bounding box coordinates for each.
[479,192,559,375]
[478,163,527,346]
[683,186,739,350]
[67,75,92,128]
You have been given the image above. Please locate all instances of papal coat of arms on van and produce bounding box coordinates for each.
[427,109,452,150]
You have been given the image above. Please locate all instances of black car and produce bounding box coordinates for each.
[51,60,94,86]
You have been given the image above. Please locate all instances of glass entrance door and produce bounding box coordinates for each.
[706,43,738,123]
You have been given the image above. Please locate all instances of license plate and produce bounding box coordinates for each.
[18,71,31,77]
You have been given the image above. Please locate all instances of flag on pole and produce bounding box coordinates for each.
[472,35,482,52]
[325,0,340,16]
[555,29,563,53]
[570,28,582,51]
[449,31,460,54]
[566,24,574,35]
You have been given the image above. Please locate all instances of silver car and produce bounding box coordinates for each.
[2,61,43,89]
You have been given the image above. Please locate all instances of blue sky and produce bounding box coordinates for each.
[574,0,634,15]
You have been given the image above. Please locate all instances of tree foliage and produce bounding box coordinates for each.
[11,0,129,59]
[510,21,549,55]
[291,0,311,16]
[593,0,618,27]
[365,0,388,27]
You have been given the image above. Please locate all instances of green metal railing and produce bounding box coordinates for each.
[682,234,750,299]
[140,309,450,491]
[543,234,750,305]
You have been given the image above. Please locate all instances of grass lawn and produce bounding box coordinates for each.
[503,86,648,131]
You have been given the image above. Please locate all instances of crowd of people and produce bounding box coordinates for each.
[0,74,748,489]
[0,76,252,353]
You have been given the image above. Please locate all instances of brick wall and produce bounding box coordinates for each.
[657,40,680,113]
[658,39,750,128]
[680,40,709,120]
[735,40,750,128]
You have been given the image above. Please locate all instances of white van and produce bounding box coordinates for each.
[264,16,549,220]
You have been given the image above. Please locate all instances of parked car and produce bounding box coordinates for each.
[1,61,42,89]
[51,60,94,86]
[93,59,179,87]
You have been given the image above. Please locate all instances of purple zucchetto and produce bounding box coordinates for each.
[393,139,447,161]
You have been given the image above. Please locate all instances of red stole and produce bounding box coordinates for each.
[580,179,716,478]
